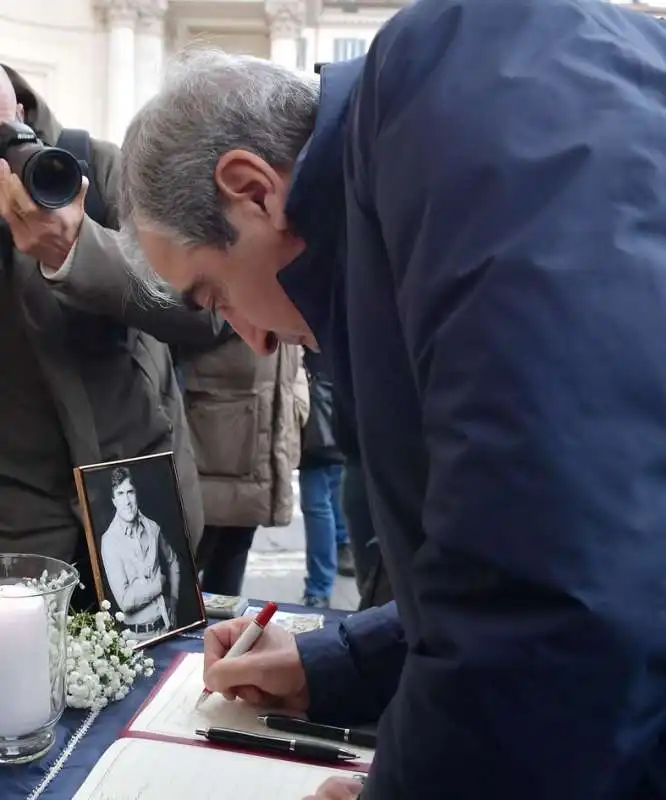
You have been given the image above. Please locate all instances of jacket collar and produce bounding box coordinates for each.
[123,514,146,538]
[278,58,364,349]
[285,57,364,245]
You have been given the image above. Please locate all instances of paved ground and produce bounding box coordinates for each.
[240,475,360,612]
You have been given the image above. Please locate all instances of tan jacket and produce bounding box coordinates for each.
[2,66,221,559]
[183,337,309,528]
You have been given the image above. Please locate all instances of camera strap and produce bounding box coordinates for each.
[55,129,107,228]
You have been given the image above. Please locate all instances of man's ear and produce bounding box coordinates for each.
[16,103,24,123]
[214,158,266,203]
[214,149,289,231]
[263,184,290,232]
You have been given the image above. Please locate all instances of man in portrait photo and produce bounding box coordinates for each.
[100,466,180,642]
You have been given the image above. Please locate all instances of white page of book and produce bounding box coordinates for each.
[129,652,375,763]
[72,737,362,799]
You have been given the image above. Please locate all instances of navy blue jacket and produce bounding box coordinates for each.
[283,0,666,796]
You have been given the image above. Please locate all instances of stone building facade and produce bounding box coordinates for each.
[0,0,408,142]
[0,1,662,143]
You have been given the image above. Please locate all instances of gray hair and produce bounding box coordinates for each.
[119,49,319,275]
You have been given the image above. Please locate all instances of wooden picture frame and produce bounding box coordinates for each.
[74,452,206,649]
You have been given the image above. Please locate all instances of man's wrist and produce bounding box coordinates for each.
[296,623,366,725]
[40,236,79,280]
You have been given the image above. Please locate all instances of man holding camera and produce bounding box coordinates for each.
[0,65,218,599]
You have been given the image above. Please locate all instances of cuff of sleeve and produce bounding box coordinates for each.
[40,237,79,282]
[298,604,405,727]
[297,618,370,726]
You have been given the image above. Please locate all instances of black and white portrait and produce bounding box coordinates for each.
[74,452,205,647]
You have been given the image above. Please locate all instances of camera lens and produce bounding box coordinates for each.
[22,147,82,209]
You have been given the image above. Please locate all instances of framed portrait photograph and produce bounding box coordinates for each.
[74,452,206,648]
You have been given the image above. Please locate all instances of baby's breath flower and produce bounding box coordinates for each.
[65,603,156,711]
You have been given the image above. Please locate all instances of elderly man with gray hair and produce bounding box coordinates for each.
[118,1,666,798]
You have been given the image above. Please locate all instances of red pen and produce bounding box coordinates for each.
[195,601,278,710]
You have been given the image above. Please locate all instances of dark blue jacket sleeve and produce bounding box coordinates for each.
[345,1,666,798]
[296,602,406,725]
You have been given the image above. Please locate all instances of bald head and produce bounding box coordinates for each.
[0,66,17,123]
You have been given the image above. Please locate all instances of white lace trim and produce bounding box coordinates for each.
[24,633,203,798]
[25,709,100,800]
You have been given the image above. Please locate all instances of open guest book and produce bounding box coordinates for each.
[73,652,374,799]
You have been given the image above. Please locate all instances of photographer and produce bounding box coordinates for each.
[0,65,220,604]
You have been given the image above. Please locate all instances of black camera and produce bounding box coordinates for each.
[0,121,82,209]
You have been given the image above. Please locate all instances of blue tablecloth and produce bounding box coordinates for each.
[1,603,346,800]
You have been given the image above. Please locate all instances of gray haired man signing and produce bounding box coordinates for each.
[101,467,180,641]
[117,1,666,798]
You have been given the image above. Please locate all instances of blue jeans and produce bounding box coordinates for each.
[299,464,349,599]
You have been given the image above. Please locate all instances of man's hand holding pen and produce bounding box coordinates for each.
[202,615,309,711]
[202,613,368,799]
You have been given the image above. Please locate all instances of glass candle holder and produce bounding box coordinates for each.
[0,553,79,765]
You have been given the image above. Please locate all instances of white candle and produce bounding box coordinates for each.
[0,584,52,737]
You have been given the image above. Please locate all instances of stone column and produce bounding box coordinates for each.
[265,0,305,70]
[97,0,138,145]
[135,0,167,110]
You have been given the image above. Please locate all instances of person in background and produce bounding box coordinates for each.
[0,65,219,609]
[182,331,308,595]
[299,351,354,608]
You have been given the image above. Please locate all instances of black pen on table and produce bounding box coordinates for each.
[257,715,377,749]
[195,727,359,764]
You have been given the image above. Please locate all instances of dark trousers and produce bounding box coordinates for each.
[341,460,380,594]
[197,525,256,595]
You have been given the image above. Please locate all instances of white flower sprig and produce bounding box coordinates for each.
[65,601,155,712]
[22,567,83,595]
